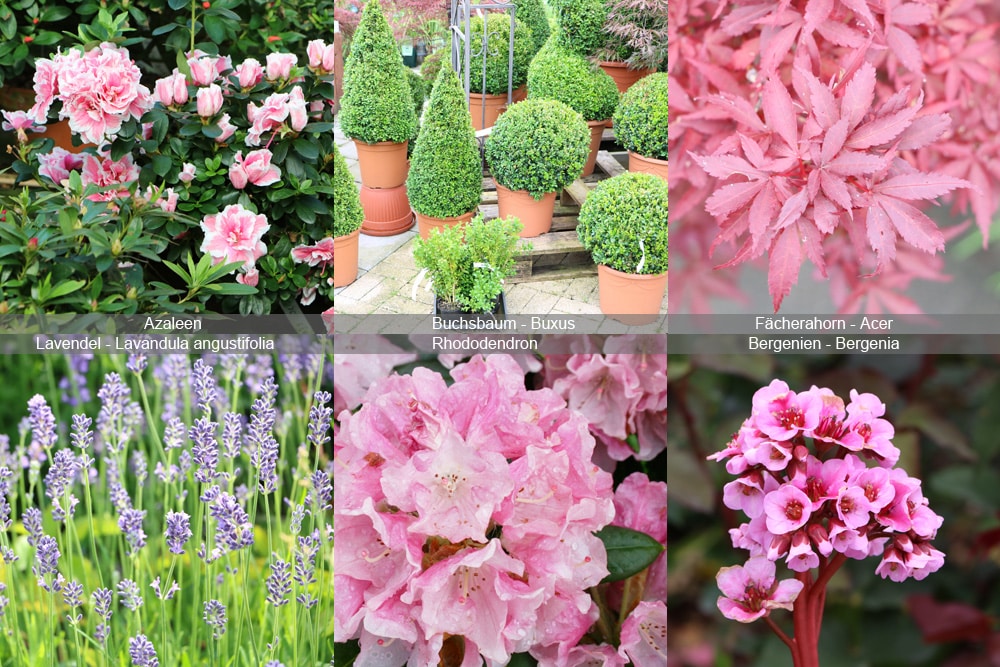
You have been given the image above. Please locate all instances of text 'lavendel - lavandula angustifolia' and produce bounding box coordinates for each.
[128,634,159,667]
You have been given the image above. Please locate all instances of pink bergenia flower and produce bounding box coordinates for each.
[234,58,263,89]
[81,153,140,201]
[229,149,281,190]
[618,600,667,666]
[188,56,220,86]
[763,483,812,535]
[200,204,269,270]
[179,162,196,183]
[291,238,334,267]
[751,380,822,441]
[265,53,297,80]
[154,72,189,106]
[196,84,223,118]
[246,92,290,146]
[36,148,84,185]
[716,556,804,623]
[33,43,152,145]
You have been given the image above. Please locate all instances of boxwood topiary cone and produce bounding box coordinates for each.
[554,0,608,57]
[332,143,364,287]
[407,66,483,237]
[339,0,418,188]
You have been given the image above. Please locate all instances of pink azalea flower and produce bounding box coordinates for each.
[618,600,667,666]
[763,483,812,535]
[246,92,290,146]
[28,55,65,122]
[229,149,281,190]
[291,238,334,267]
[299,286,316,306]
[265,52,297,80]
[1,109,44,133]
[179,162,196,183]
[307,39,339,72]
[288,86,308,131]
[199,204,269,270]
[154,72,189,106]
[188,56,220,86]
[235,58,263,89]
[716,556,804,623]
[196,84,223,118]
[145,186,178,213]
[36,147,84,185]
[216,113,237,143]
[81,153,140,201]
[236,266,259,287]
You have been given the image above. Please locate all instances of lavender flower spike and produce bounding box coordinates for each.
[265,555,291,607]
[164,511,192,555]
[118,508,148,556]
[190,417,219,485]
[203,599,227,639]
[92,587,114,643]
[27,394,58,451]
[117,579,144,611]
[307,391,332,450]
[32,535,60,585]
[129,634,160,667]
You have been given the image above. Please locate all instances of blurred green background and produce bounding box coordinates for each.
[668,354,1000,667]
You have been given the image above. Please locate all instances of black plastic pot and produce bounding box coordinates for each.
[434,292,507,319]
[401,42,418,67]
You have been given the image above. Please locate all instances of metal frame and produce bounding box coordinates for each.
[450,0,518,130]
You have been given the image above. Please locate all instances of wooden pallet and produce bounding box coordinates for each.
[481,150,628,283]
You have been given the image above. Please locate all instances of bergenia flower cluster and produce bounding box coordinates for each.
[334,355,617,664]
[708,380,944,665]
[670,0,1000,313]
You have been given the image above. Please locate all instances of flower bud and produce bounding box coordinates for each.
[196,84,224,118]
[236,58,263,89]
[188,57,219,86]
[288,86,308,132]
[27,237,39,251]
[111,239,123,256]
[265,52,297,81]
[179,162,197,183]
[807,523,832,556]
[767,532,791,560]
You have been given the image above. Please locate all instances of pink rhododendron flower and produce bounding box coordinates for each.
[246,92,290,146]
[145,186,178,213]
[81,153,140,201]
[331,347,417,415]
[610,473,667,603]
[2,109,44,133]
[196,84,223,118]
[36,147,84,185]
[216,113,237,143]
[265,53,297,80]
[229,149,281,190]
[154,72,189,106]
[307,39,338,73]
[618,600,667,665]
[30,43,152,145]
[235,58,264,89]
[179,162,196,183]
[291,238,334,267]
[288,86,308,132]
[334,355,616,666]
[188,56,220,86]
[199,204,269,270]
[236,266,259,287]
[716,557,804,623]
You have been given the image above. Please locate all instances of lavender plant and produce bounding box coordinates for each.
[0,353,332,666]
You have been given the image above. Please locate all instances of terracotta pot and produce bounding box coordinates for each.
[495,183,556,238]
[359,184,415,236]
[596,264,667,319]
[582,119,608,177]
[0,86,87,153]
[468,92,509,131]
[333,227,361,287]
[354,139,409,189]
[512,85,527,103]
[415,210,476,239]
[598,62,655,94]
[628,152,668,183]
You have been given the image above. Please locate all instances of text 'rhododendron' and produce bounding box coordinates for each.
[709,380,944,667]
[334,355,617,665]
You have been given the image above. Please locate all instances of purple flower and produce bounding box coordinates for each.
[265,555,291,607]
[209,492,254,554]
[154,356,189,421]
[289,503,305,535]
[190,417,219,484]
[2,546,17,563]
[150,577,180,600]
[131,450,148,485]
[221,412,243,459]
[245,355,274,393]
[203,599,227,638]
[129,634,159,667]
[97,373,130,446]
[117,579,144,611]
[63,580,84,624]
[192,359,217,416]
[307,391,332,450]
[24,506,43,546]
[126,353,148,374]
[0,467,12,530]
[163,417,186,450]
[248,377,279,493]
[165,511,192,555]
[71,414,94,450]
[294,532,320,609]
[0,583,7,618]
[60,354,92,407]
[265,662,284,667]
[27,395,58,451]
[92,587,113,643]
[33,535,61,589]
[310,470,331,511]
[118,508,147,555]
[45,449,82,522]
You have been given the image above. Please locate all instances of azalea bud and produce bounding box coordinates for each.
[179,162,197,183]
[126,287,137,300]
[27,237,38,251]
[196,84,224,118]
[265,52,297,80]
[111,239,123,256]
[307,40,325,70]
[235,59,263,89]
[0,302,8,314]
[288,86,308,132]
[188,57,219,86]
[215,113,237,143]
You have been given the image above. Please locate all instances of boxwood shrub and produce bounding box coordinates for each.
[468,13,535,95]
[554,0,608,57]
[613,72,668,160]
[512,0,550,53]
[339,0,418,144]
[406,68,427,116]
[527,41,619,121]
[407,67,483,219]
[485,98,590,198]
[332,143,364,238]
[421,49,445,85]
[576,172,668,275]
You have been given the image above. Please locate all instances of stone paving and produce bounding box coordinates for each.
[333,119,668,316]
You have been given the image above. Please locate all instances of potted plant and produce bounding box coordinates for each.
[339,0,418,189]
[407,67,483,239]
[553,0,607,58]
[485,98,590,237]
[412,214,524,315]
[576,172,667,317]
[466,12,534,130]
[527,40,619,177]
[333,142,364,287]
[596,0,667,91]
[613,72,667,181]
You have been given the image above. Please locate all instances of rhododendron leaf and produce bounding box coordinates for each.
[768,227,802,312]
[596,525,664,583]
[762,78,798,148]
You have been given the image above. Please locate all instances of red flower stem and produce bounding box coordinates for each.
[765,615,796,655]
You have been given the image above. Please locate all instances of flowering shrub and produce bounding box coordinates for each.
[670,0,1000,313]
[708,380,944,667]
[333,351,666,665]
[0,353,332,665]
[5,38,339,313]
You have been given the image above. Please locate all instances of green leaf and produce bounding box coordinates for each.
[293,138,319,160]
[32,30,63,46]
[508,653,540,667]
[626,433,640,453]
[205,283,258,295]
[163,259,191,283]
[44,279,87,300]
[595,525,664,583]
[203,14,226,43]
[152,154,173,177]
[41,6,72,21]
